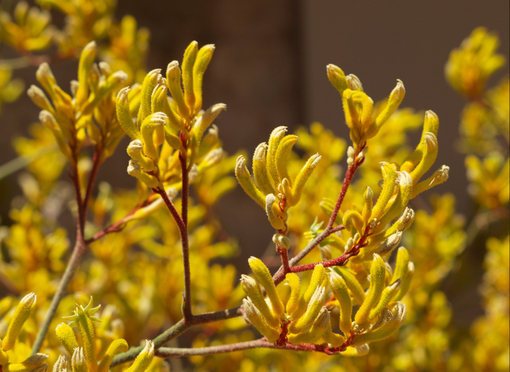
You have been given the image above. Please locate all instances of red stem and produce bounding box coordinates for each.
[82,147,102,219]
[157,186,192,323]
[155,338,351,358]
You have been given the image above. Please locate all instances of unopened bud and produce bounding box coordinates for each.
[346,74,363,91]
[2,293,37,351]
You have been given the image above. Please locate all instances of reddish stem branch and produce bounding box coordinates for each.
[156,185,192,323]
[290,226,371,273]
[277,245,291,275]
[155,338,350,358]
[82,147,102,218]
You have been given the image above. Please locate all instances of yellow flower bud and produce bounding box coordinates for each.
[343,210,364,234]
[326,64,348,96]
[355,254,385,325]
[267,126,287,185]
[373,79,405,133]
[193,44,215,114]
[182,41,198,114]
[242,299,280,343]
[116,87,140,140]
[125,341,154,372]
[275,134,298,185]
[252,143,277,196]
[240,275,279,328]
[409,133,438,184]
[2,293,36,351]
[127,140,156,172]
[166,61,189,120]
[27,85,54,115]
[401,110,439,172]
[289,286,326,334]
[137,69,162,126]
[235,155,265,208]
[288,307,330,345]
[55,323,79,357]
[290,153,321,207]
[265,194,285,231]
[411,165,449,198]
[191,103,227,156]
[371,163,398,222]
[272,233,290,250]
[375,231,402,256]
[394,262,414,302]
[97,339,128,372]
[329,271,352,335]
[352,303,406,346]
[248,257,285,317]
[127,160,160,189]
[75,41,97,108]
[333,266,366,305]
[140,112,166,161]
[367,279,402,323]
[285,273,301,316]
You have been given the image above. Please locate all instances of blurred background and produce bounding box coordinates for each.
[0,0,508,358]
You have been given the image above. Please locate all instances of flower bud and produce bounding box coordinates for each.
[248,257,284,317]
[267,126,287,185]
[265,194,285,231]
[290,153,321,206]
[376,231,402,255]
[27,85,54,114]
[2,293,36,351]
[127,140,156,172]
[125,341,154,372]
[97,339,128,372]
[352,303,406,346]
[329,271,352,335]
[346,74,363,91]
[137,68,162,124]
[326,64,348,96]
[235,156,265,208]
[166,61,189,120]
[252,142,276,196]
[355,254,385,325]
[55,323,79,357]
[193,44,215,113]
[242,299,280,343]
[272,233,290,250]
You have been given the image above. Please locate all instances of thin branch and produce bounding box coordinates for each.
[32,228,87,353]
[156,187,192,322]
[82,147,102,216]
[155,338,348,358]
[111,307,243,366]
[179,151,192,321]
[278,245,291,275]
[289,225,371,273]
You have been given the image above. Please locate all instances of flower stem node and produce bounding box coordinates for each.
[272,233,291,250]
